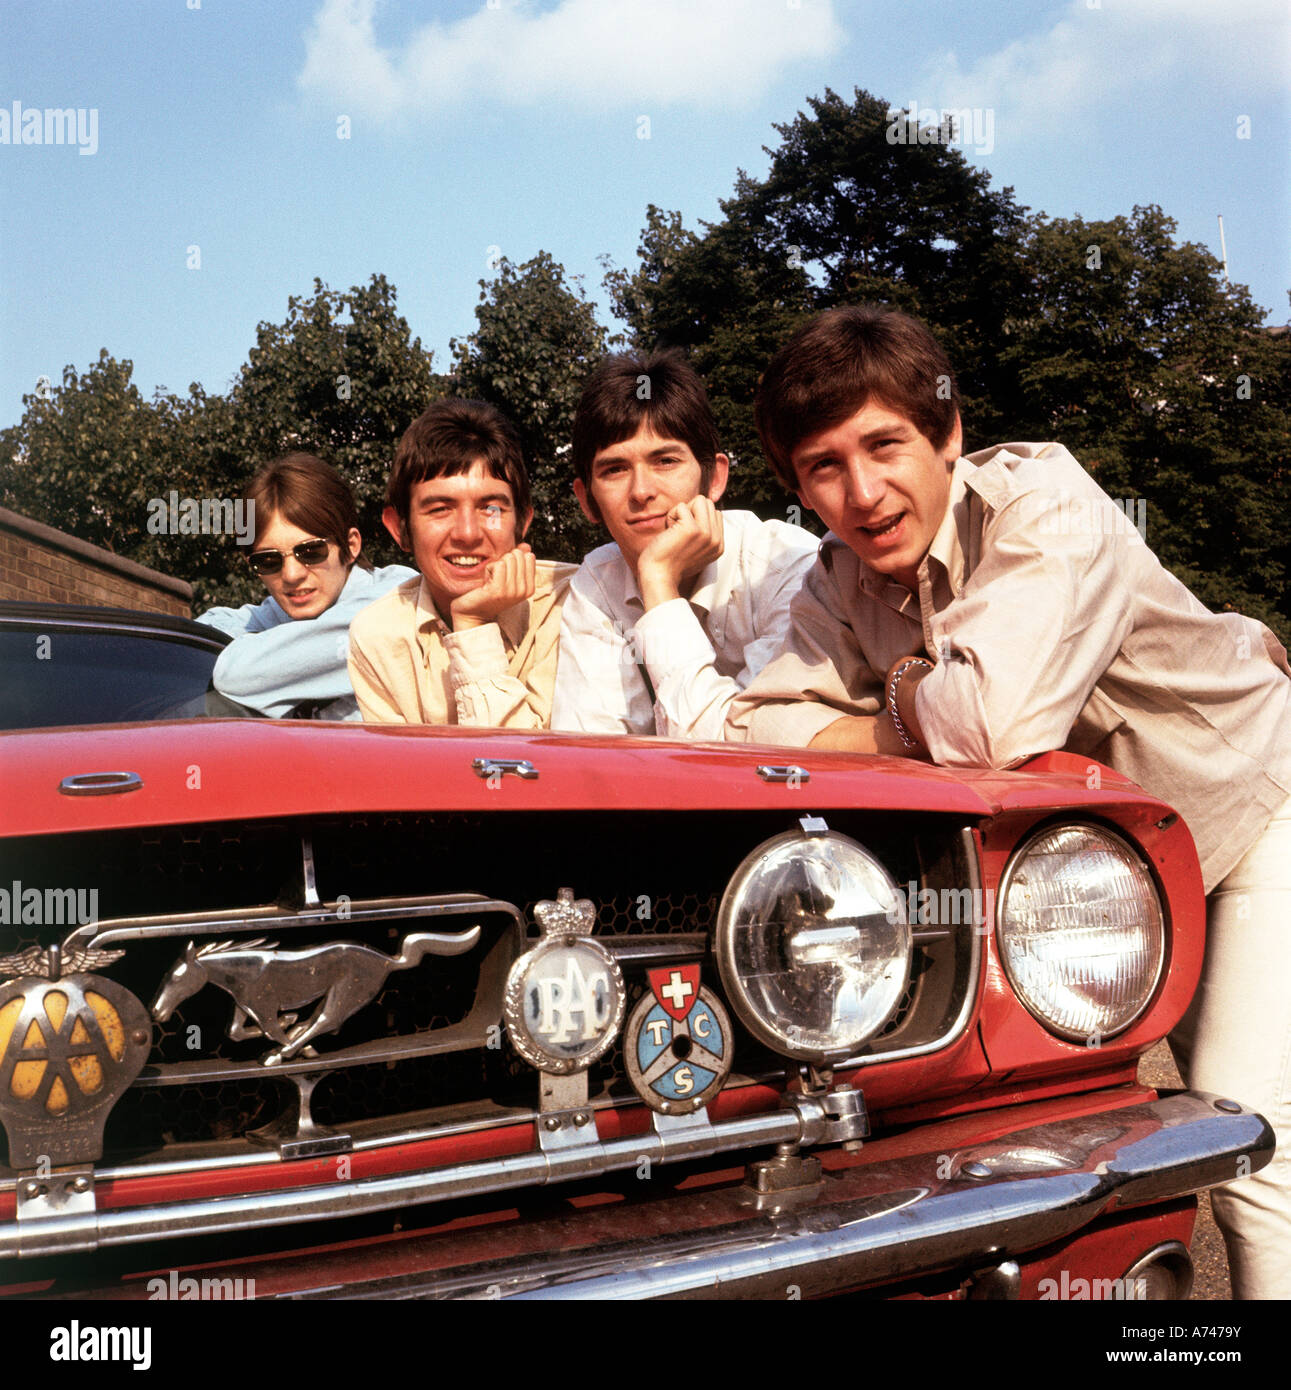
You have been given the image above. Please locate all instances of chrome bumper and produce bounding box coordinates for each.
[304,1090,1271,1300]
[1,1089,861,1258]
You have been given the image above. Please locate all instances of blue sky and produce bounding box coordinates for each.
[2,0,1287,429]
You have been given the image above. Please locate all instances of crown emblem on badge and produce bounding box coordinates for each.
[503,888,625,1075]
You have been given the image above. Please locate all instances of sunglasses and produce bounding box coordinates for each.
[247,538,332,575]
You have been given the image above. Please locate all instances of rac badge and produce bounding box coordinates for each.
[624,965,732,1115]
[504,888,625,1074]
[0,949,150,1168]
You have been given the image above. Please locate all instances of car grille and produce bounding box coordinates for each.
[0,810,975,1166]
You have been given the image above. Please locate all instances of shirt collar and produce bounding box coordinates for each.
[414,578,451,637]
[925,455,974,596]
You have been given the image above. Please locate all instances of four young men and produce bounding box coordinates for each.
[215,305,1289,1299]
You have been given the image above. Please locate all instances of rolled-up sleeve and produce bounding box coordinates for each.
[445,623,547,728]
[916,490,1136,768]
[725,560,883,747]
[639,533,817,741]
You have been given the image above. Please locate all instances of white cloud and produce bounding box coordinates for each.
[298,0,844,119]
[918,0,1289,145]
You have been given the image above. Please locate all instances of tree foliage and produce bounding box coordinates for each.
[1001,206,1289,637]
[0,351,209,573]
[604,90,1287,639]
[1,275,439,611]
[3,88,1286,638]
[603,89,1031,518]
[451,252,608,561]
[222,273,440,586]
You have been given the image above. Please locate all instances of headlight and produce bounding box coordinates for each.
[716,829,911,1061]
[997,823,1165,1042]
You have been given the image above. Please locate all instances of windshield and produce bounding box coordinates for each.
[0,624,254,730]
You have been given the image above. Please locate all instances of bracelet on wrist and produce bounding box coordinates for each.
[887,657,934,750]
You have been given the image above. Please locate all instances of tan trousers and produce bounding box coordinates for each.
[1170,794,1291,1300]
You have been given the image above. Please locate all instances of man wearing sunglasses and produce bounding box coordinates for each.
[197,453,415,718]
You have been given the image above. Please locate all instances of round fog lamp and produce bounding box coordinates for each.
[716,829,911,1061]
[997,823,1165,1042]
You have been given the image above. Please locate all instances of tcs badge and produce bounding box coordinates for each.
[624,965,732,1114]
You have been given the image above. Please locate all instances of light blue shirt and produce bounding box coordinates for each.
[197,563,418,719]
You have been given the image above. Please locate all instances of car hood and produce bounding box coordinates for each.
[0,719,1154,838]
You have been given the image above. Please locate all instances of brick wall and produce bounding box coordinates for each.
[0,507,192,617]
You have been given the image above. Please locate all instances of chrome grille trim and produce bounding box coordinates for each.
[61,892,525,952]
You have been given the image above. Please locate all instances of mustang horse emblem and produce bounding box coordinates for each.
[151,929,482,1066]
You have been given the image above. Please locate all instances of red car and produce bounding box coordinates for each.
[0,601,1272,1300]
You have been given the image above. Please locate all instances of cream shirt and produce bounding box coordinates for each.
[347,560,575,728]
[727,443,1291,891]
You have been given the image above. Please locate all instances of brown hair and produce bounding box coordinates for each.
[387,398,532,535]
[755,305,960,491]
[572,349,721,495]
[246,453,371,570]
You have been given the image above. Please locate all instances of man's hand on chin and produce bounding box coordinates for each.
[450,544,536,631]
[636,497,724,611]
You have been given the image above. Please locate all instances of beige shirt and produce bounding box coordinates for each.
[347,560,576,728]
[727,443,1291,891]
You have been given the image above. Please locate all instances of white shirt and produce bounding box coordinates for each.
[551,510,820,739]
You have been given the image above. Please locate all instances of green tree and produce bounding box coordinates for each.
[0,350,198,570]
[604,88,1030,515]
[1,275,442,611]
[604,205,815,521]
[1002,206,1289,639]
[731,85,1029,434]
[223,273,440,572]
[451,252,608,561]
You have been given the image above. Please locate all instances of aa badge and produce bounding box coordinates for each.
[0,951,151,1168]
[624,965,732,1114]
